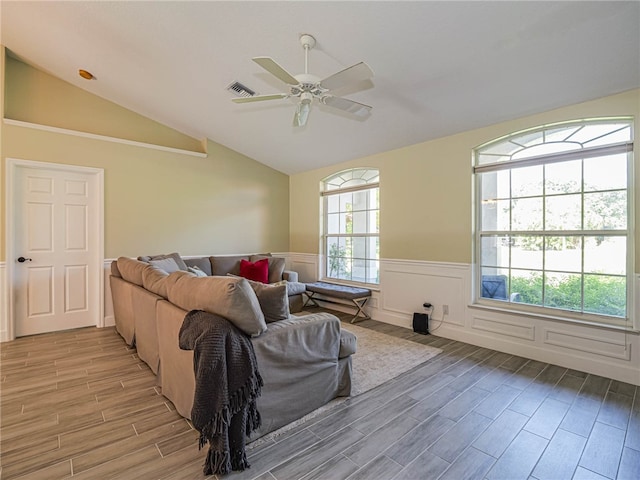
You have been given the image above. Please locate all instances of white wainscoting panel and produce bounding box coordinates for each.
[378,259,469,329]
[286,253,320,284]
[472,315,536,341]
[543,328,631,361]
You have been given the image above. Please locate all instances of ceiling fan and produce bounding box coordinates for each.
[232,34,374,127]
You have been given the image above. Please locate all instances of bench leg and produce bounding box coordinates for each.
[350,297,371,323]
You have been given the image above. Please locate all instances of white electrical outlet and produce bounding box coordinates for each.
[443,304,449,315]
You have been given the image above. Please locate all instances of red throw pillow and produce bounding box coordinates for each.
[239,258,269,284]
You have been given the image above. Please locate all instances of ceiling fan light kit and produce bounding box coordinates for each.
[232,33,373,127]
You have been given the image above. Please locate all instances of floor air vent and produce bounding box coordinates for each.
[227,81,256,98]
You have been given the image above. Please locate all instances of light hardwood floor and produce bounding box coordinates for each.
[1,308,638,480]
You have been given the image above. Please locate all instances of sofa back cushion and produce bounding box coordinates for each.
[184,257,212,276]
[209,255,250,276]
[166,271,267,337]
[142,264,170,298]
[116,257,149,286]
[110,260,122,278]
[250,255,286,284]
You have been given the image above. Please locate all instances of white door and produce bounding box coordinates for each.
[12,162,103,337]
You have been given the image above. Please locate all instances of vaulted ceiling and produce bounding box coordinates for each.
[2,1,639,174]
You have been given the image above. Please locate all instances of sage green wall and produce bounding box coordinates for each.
[1,53,289,261]
[4,54,205,153]
[290,89,640,269]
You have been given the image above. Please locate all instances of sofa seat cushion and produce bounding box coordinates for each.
[339,329,357,358]
[166,271,267,337]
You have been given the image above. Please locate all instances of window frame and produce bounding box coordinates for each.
[472,118,635,330]
[321,168,380,286]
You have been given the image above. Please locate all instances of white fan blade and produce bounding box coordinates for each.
[253,57,299,85]
[232,93,288,103]
[320,62,373,91]
[293,102,311,127]
[322,95,372,117]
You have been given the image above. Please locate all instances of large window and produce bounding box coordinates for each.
[322,168,379,284]
[474,119,633,328]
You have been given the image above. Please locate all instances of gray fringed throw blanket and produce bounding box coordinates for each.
[179,309,263,476]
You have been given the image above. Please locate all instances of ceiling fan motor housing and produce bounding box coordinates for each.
[291,73,325,98]
[300,92,313,105]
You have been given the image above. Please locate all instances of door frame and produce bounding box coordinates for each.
[4,158,104,341]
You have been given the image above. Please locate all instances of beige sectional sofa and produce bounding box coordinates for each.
[109,253,356,439]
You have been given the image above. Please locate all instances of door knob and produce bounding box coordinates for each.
[17,256,32,263]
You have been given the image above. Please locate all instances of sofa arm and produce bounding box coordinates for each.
[282,270,298,282]
[253,312,341,365]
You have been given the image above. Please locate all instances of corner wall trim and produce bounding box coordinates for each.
[3,118,208,158]
[0,262,6,342]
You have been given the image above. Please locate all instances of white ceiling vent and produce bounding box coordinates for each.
[227,81,256,98]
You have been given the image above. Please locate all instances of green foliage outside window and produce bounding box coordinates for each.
[328,243,348,278]
[510,274,625,317]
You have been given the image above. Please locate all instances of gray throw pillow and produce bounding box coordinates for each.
[187,266,208,277]
[228,274,290,323]
[149,257,181,273]
[139,252,188,271]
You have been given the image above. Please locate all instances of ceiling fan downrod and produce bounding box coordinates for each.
[300,34,316,75]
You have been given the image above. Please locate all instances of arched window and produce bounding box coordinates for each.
[474,118,633,328]
[321,168,379,284]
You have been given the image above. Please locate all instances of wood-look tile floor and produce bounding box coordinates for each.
[1,309,638,480]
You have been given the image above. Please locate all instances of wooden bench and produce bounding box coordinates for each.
[303,281,372,323]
